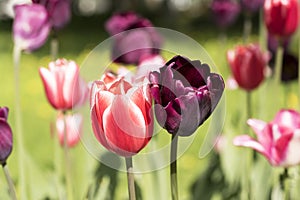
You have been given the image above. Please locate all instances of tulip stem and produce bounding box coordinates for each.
[51,36,58,61]
[2,164,17,200]
[243,15,252,43]
[125,157,136,200]
[279,168,289,199]
[274,43,284,84]
[246,92,252,119]
[62,113,73,200]
[170,134,179,200]
[13,45,27,200]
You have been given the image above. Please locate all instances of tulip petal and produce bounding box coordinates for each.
[233,135,266,155]
[102,95,147,156]
[39,67,59,109]
[0,119,13,164]
[282,130,300,166]
[0,107,9,120]
[63,61,79,108]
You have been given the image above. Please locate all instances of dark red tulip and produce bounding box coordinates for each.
[264,0,299,38]
[149,55,224,136]
[227,44,269,91]
[0,107,13,165]
[105,12,162,65]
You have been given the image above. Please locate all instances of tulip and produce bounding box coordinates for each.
[211,0,241,28]
[149,55,225,136]
[39,58,88,111]
[90,73,153,157]
[56,113,82,148]
[13,4,51,52]
[234,109,300,167]
[241,0,265,13]
[32,0,71,29]
[264,0,299,38]
[227,44,269,91]
[0,107,13,165]
[136,55,165,79]
[105,12,162,65]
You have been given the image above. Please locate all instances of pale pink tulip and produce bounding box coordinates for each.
[234,109,300,167]
[90,73,153,157]
[39,59,88,111]
[56,113,82,148]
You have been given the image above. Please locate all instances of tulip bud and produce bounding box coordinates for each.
[264,0,299,38]
[0,107,13,165]
[39,59,88,111]
[227,44,269,91]
[56,113,82,148]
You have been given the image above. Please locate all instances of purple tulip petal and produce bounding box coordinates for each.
[0,119,13,165]
[0,107,9,120]
[13,4,51,52]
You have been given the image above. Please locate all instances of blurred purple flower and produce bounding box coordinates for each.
[105,12,162,65]
[211,0,241,28]
[149,55,224,136]
[241,0,265,12]
[0,107,13,166]
[13,4,51,52]
[32,0,71,29]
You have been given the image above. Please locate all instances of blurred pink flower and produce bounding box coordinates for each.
[227,44,270,91]
[32,0,71,29]
[13,4,51,52]
[39,59,88,111]
[234,109,300,167]
[56,113,82,148]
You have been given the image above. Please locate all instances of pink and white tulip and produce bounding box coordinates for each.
[39,59,88,111]
[234,109,300,167]
[56,113,82,148]
[90,73,153,157]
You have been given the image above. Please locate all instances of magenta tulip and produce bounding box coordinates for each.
[105,12,162,65]
[0,107,13,165]
[149,55,225,136]
[90,73,153,157]
[227,44,269,91]
[13,4,51,52]
[32,0,71,29]
[39,59,88,111]
[234,109,300,167]
[211,0,241,28]
[56,113,82,148]
[264,0,299,38]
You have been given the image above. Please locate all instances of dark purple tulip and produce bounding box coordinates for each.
[241,0,265,12]
[149,56,225,136]
[105,12,162,65]
[0,107,13,165]
[32,0,71,29]
[211,0,241,28]
[13,4,51,52]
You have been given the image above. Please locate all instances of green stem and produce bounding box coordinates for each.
[125,157,136,200]
[246,92,252,119]
[170,134,179,200]
[279,168,289,199]
[2,164,17,200]
[13,45,27,200]
[51,36,58,61]
[259,8,267,51]
[243,15,252,43]
[62,112,73,200]
[274,43,284,84]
